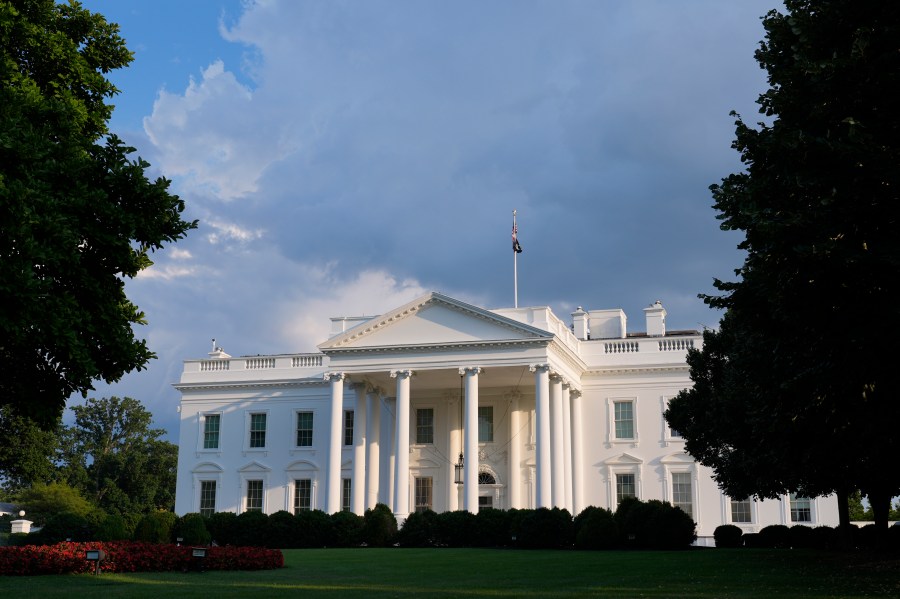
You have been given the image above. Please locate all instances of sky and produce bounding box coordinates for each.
[74,0,782,440]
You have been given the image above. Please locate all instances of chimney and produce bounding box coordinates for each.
[643,300,666,337]
[571,307,589,340]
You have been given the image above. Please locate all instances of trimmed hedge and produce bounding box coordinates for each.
[714,524,743,548]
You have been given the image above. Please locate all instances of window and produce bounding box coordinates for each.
[246,480,263,512]
[199,480,216,517]
[731,499,752,523]
[341,478,352,512]
[616,473,636,504]
[249,413,267,448]
[614,401,634,439]
[479,496,493,510]
[478,406,494,443]
[671,472,693,518]
[294,479,311,513]
[478,472,496,485]
[296,411,314,447]
[343,410,354,446]
[203,414,220,449]
[416,408,434,444]
[790,494,811,522]
[414,477,433,513]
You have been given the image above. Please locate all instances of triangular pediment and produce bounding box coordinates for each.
[660,452,695,465]
[605,453,643,465]
[319,292,551,351]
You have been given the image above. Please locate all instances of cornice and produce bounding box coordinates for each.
[320,337,551,356]
[173,378,327,393]
[584,364,690,376]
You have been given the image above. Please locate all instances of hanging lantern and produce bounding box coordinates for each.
[454,452,464,485]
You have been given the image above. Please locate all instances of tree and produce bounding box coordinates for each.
[0,0,196,427]
[16,481,93,526]
[66,396,176,513]
[666,0,900,536]
[0,405,60,494]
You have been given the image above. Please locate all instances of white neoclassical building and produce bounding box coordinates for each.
[173,291,838,544]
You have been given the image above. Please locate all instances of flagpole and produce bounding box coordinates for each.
[513,209,518,308]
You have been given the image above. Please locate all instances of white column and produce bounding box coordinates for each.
[562,382,573,515]
[508,394,522,509]
[550,374,565,508]
[530,364,551,508]
[461,366,481,514]
[324,371,345,514]
[448,396,461,512]
[351,384,367,515]
[384,397,396,509]
[365,392,381,510]
[392,370,413,519]
[571,389,585,516]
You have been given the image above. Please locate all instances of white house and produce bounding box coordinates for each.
[173,291,838,545]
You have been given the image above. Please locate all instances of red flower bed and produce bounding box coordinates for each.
[0,541,284,576]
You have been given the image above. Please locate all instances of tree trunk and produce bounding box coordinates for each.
[869,489,891,551]
[836,488,850,528]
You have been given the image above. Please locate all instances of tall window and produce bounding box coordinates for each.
[203,414,220,449]
[296,411,314,447]
[416,408,434,444]
[246,480,263,512]
[249,413,267,448]
[479,496,493,509]
[343,410,354,446]
[478,406,494,442]
[731,499,752,523]
[616,473,636,504]
[414,477,433,513]
[671,472,693,518]
[294,479,311,513]
[199,480,216,517]
[790,494,811,522]
[614,401,634,439]
[341,478,352,512]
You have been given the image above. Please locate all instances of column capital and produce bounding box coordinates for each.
[324,371,346,382]
[569,388,583,399]
[529,363,551,373]
[458,366,483,376]
[390,369,414,379]
[549,372,564,383]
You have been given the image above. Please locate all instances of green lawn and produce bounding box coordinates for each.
[1,548,898,598]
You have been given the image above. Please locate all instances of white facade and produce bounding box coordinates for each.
[174,291,838,544]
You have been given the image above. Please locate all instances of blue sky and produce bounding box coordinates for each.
[76,0,780,439]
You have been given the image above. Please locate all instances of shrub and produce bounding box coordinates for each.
[714,524,743,548]
[614,499,695,549]
[95,513,130,541]
[574,506,619,550]
[206,511,238,546]
[34,512,93,544]
[295,509,333,548]
[474,508,510,547]
[268,510,300,548]
[434,510,478,547]
[758,524,790,548]
[788,525,815,549]
[519,507,573,549]
[363,503,397,547]
[397,510,438,547]
[233,510,271,547]
[742,532,761,548]
[175,513,211,546]
[331,511,364,547]
[810,525,836,550]
[133,512,172,543]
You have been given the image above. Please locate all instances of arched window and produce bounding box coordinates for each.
[478,472,496,485]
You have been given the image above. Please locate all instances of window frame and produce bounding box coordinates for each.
[616,472,637,504]
[295,410,315,448]
[293,478,312,514]
[200,412,222,451]
[199,480,217,517]
[729,498,754,524]
[607,397,639,444]
[671,471,693,518]
[247,412,268,450]
[245,479,264,512]
[341,478,352,512]
[415,407,435,445]
[789,494,813,523]
[414,476,433,513]
[478,405,494,443]
[343,410,354,446]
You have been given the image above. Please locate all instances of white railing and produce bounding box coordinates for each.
[604,341,639,354]
[245,357,276,369]
[658,339,695,351]
[200,360,230,372]
[292,354,324,367]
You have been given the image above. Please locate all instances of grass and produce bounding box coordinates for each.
[1,547,898,598]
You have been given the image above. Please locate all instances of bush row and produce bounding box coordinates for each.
[13,499,696,551]
[714,523,900,550]
[0,541,283,576]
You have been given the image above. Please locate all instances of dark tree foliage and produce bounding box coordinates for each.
[0,0,197,427]
[665,0,900,535]
[0,405,60,493]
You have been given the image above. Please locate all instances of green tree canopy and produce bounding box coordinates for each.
[0,0,196,427]
[0,405,60,494]
[666,0,900,532]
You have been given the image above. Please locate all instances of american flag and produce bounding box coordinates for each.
[512,222,522,253]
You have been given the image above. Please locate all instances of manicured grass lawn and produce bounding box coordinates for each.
[1,548,898,598]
